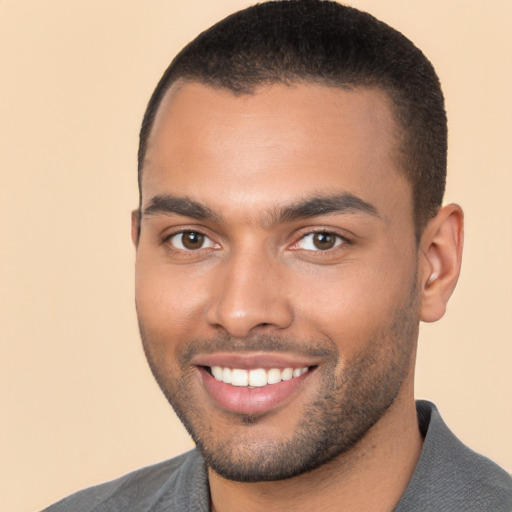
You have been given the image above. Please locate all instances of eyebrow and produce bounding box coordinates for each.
[142,192,380,225]
[270,193,380,225]
[143,194,220,221]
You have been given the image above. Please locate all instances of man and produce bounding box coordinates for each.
[44,1,512,510]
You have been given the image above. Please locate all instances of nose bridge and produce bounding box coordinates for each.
[206,242,293,337]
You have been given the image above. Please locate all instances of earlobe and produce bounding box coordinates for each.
[419,204,464,323]
[131,209,141,247]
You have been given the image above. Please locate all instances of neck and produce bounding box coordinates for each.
[209,387,422,512]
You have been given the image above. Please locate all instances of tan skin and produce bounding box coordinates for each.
[132,82,463,511]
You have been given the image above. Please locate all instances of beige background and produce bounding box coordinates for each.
[0,1,510,511]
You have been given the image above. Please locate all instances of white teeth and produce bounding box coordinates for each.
[209,366,310,387]
[281,368,293,381]
[249,368,267,387]
[267,368,282,385]
[211,366,223,380]
[222,367,232,384]
[231,369,249,386]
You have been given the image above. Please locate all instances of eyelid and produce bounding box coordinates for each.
[163,228,220,252]
[288,229,351,252]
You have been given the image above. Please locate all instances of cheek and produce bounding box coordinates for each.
[292,275,382,352]
[134,259,208,350]
[291,253,416,350]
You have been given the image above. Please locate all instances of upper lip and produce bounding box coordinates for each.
[191,351,319,370]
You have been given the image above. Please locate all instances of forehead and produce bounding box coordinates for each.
[142,81,411,222]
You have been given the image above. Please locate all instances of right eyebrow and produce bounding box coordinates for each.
[142,194,221,222]
[267,192,381,226]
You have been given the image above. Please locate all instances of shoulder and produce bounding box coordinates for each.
[395,401,512,511]
[41,449,209,512]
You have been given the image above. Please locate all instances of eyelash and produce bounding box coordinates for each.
[291,230,350,252]
[163,230,218,252]
[161,228,351,255]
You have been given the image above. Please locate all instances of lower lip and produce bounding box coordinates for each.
[198,367,312,415]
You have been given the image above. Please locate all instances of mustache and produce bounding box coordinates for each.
[177,333,337,368]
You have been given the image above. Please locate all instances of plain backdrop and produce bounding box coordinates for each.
[0,1,511,511]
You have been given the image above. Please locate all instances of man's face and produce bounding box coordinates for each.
[134,82,420,481]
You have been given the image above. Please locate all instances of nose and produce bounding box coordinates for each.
[205,249,293,338]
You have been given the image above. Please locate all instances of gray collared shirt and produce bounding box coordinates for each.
[43,401,512,511]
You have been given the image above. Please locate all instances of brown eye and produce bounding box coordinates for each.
[182,231,204,250]
[312,233,336,250]
[168,231,217,251]
[296,232,344,251]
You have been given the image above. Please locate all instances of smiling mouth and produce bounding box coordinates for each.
[204,365,315,388]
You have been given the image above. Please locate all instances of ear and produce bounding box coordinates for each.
[131,209,141,247]
[419,204,464,323]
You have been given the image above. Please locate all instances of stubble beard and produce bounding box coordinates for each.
[138,286,419,483]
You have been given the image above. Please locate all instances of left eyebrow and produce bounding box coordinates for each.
[267,193,380,226]
[143,194,221,222]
